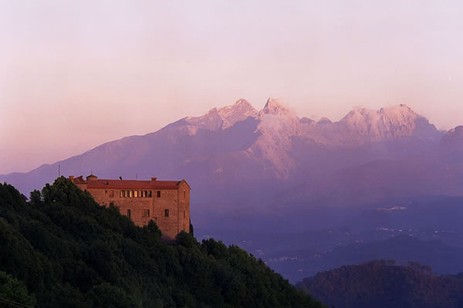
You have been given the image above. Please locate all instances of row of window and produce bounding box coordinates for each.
[126,209,170,218]
[119,190,162,198]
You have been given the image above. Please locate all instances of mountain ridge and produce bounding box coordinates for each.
[0,99,457,195]
[2,98,462,282]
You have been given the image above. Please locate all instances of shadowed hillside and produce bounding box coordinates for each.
[297,260,463,308]
[0,178,321,307]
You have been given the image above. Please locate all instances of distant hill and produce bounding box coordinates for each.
[0,178,321,307]
[297,260,463,308]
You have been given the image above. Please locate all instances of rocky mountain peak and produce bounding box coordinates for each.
[217,99,258,129]
[185,99,258,131]
[378,104,420,123]
[318,117,333,125]
[441,125,463,148]
[250,99,301,178]
[446,125,463,137]
[339,105,432,140]
[342,107,377,123]
[260,98,294,116]
[342,104,418,123]
[184,108,222,131]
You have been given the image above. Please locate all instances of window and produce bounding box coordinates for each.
[129,190,133,198]
[183,190,186,198]
[148,191,152,198]
[109,190,114,198]
[134,191,138,198]
[142,209,150,217]
[164,209,169,218]
[127,209,131,218]
[157,191,161,198]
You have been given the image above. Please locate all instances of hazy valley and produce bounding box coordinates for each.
[2,98,463,283]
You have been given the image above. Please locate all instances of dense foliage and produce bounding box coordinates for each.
[297,260,463,308]
[0,178,321,307]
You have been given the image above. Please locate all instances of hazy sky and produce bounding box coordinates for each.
[1,1,462,174]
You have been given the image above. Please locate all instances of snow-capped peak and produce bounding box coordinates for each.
[378,104,420,123]
[185,99,258,131]
[259,98,296,117]
[257,98,300,132]
[248,98,301,178]
[342,107,377,124]
[217,99,258,129]
[339,104,428,139]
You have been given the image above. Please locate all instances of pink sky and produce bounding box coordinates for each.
[1,1,463,174]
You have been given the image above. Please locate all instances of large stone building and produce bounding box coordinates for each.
[71,174,190,239]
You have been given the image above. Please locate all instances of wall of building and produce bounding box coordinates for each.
[74,179,190,239]
[177,181,191,235]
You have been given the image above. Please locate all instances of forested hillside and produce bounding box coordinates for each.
[0,178,321,307]
[297,260,463,308]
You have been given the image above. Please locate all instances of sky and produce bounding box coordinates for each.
[1,0,462,174]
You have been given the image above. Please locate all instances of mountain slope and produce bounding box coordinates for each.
[2,99,462,230]
[338,105,439,142]
[0,179,321,307]
[0,99,450,195]
[2,99,462,282]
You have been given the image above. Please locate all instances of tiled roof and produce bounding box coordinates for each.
[70,176,188,190]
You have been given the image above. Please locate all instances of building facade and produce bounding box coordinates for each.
[71,175,190,239]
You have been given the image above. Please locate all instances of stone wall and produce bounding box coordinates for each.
[74,178,190,239]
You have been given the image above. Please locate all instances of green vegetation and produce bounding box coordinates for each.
[0,177,321,307]
[0,270,35,307]
[297,260,463,308]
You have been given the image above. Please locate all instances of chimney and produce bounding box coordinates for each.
[87,174,98,181]
[151,177,157,182]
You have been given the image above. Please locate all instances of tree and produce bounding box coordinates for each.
[29,190,42,205]
[0,271,35,308]
[0,180,322,307]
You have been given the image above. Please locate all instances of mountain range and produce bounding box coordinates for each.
[2,98,463,282]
